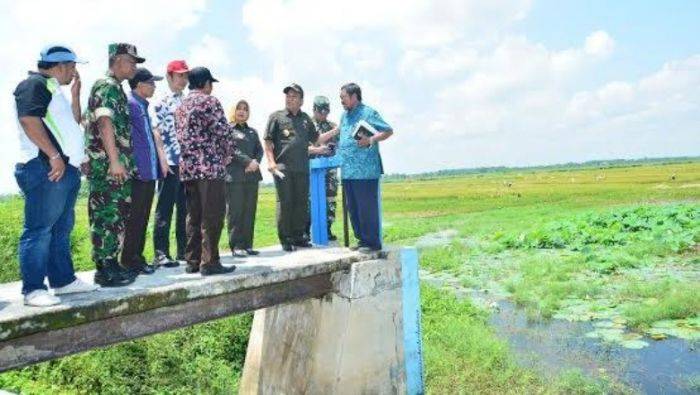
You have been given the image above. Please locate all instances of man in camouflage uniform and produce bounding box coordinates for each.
[83,43,144,287]
[308,95,339,240]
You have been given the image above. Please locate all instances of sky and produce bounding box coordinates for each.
[0,0,698,193]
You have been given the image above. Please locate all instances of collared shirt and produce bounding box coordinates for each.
[226,122,263,183]
[13,71,85,167]
[154,91,183,166]
[338,103,392,180]
[128,92,161,181]
[84,72,134,179]
[175,90,237,181]
[263,109,319,173]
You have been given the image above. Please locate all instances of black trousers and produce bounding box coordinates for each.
[226,182,259,250]
[153,165,187,259]
[121,179,155,268]
[183,179,226,268]
[342,179,381,250]
[274,171,309,244]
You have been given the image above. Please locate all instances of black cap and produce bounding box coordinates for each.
[188,66,219,88]
[129,67,163,87]
[283,83,304,98]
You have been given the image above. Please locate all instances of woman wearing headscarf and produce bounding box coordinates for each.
[225,100,263,256]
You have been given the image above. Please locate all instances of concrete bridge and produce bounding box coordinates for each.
[0,246,424,394]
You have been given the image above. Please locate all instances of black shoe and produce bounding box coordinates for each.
[153,254,179,268]
[245,248,260,256]
[94,260,135,287]
[131,263,156,275]
[185,264,200,274]
[293,240,313,248]
[328,233,337,241]
[201,264,236,276]
[282,243,296,252]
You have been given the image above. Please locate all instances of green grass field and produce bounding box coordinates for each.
[0,160,698,394]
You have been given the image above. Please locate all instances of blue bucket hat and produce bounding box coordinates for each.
[39,45,87,63]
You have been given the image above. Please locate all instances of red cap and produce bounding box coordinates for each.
[166,60,189,73]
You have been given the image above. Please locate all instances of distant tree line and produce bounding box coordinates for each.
[383,156,700,182]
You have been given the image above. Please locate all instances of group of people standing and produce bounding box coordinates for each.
[12,43,393,307]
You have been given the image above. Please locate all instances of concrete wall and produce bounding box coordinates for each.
[240,253,417,395]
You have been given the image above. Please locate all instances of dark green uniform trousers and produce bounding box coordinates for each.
[88,175,131,267]
[274,171,309,244]
[226,182,259,250]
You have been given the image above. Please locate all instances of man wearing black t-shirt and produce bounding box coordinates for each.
[13,45,98,306]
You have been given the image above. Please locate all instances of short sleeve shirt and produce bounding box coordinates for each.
[14,72,53,163]
[338,103,392,180]
[14,71,85,167]
[153,92,183,166]
[263,109,319,173]
[84,73,134,179]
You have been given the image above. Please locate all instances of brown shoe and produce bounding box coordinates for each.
[185,263,200,273]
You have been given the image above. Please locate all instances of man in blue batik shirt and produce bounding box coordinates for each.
[152,60,189,267]
[337,83,394,252]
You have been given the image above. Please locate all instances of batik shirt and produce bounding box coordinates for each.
[153,91,182,166]
[84,73,133,179]
[175,91,238,181]
[338,103,392,180]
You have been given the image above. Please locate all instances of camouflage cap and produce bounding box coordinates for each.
[313,95,330,112]
[283,83,304,98]
[108,43,145,63]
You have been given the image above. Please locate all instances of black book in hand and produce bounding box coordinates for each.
[352,120,378,140]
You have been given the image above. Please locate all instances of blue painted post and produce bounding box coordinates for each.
[401,247,424,394]
[309,167,328,245]
[309,156,342,246]
[378,178,383,242]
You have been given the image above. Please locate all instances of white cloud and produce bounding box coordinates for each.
[399,48,479,79]
[240,0,533,84]
[188,34,232,71]
[0,1,696,192]
[565,55,700,129]
[341,43,385,72]
[584,30,615,57]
